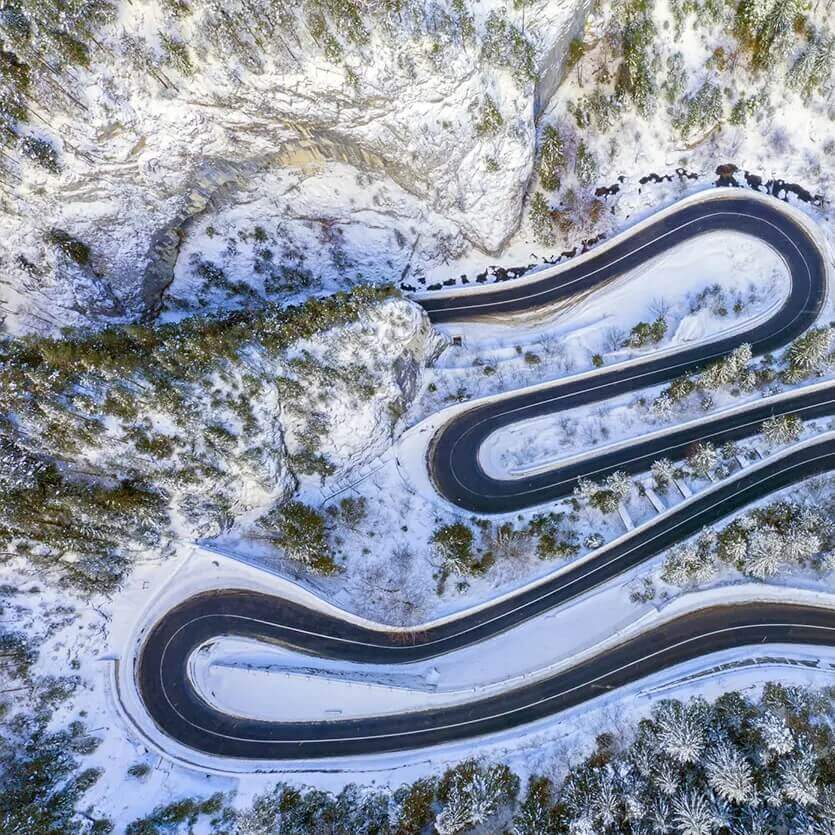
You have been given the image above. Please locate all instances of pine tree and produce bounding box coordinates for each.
[655,701,708,764]
[785,327,833,382]
[652,392,676,420]
[704,742,754,803]
[762,413,803,446]
[788,27,835,99]
[780,749,818,806]
[674,81,723,140]
[511,777,556,835]
[616,3,658,117]
[671,790,714,835]
[651,457,677,491]
[538,125,566,191]
[687,442,719,478]
[529,192,556,247]
[756,711,795,758]
[743,528,786,578]
[434,784,472,835]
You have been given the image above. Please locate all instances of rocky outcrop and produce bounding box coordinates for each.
[0,1,588,336]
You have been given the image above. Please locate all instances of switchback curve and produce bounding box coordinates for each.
[135,191,835,760]
[426,193,827,512]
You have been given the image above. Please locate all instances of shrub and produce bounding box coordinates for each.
[474,95,503,137]
[432,523,476,574]
[47,229,91,267]
[19,135,60,173]
[258,501,336,574]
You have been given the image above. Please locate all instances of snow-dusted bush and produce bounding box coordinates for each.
[255,500,336,574]
[574,470,633,514]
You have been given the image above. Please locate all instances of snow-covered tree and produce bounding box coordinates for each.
[736,0,804,69]
[652,392,676,420]
[756,711,795,758]
[529,192,556,246]
[651,457,677,491]
[662,535,717,586]
[674,81,722,140]
[762,413,803,446]
[785,326,833,382]
[788,26,835,99]
[780,750,818,806]
[687,441,719,478]
[653,759,682,796]
[575,471,632,514]
[511,777,554,835]
[699,343,752,391]
[538,125,566,191]
[606,470,633,502]
[655,701,708,764]
[704,742,754,803]
[782,530,821,565]
[434,785,472,835]
[671,790,714,835]
[743,528,787,578]
[435,760,518,834]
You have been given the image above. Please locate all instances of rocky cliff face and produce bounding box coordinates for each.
[0,0,586,336]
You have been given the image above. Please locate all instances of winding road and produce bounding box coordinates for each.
[135,191,835,760]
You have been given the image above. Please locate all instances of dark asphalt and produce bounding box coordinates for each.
[136,193,835,760]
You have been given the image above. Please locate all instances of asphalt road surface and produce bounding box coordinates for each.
[136,192,835,760]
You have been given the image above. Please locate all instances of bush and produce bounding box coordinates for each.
[19,136,60,173]
[628,317,667,347]
[47,229,91,267]
[432,523,476,574]
[127,762,151,778]
[257,501,336,574]
[474,95,503,137]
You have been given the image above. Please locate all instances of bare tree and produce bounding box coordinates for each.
[649,296,671,320]
[603,326,625,352]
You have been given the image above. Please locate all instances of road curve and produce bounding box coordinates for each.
[135,192,835,760]
[137,438,835,757]
[426,194,827,512]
